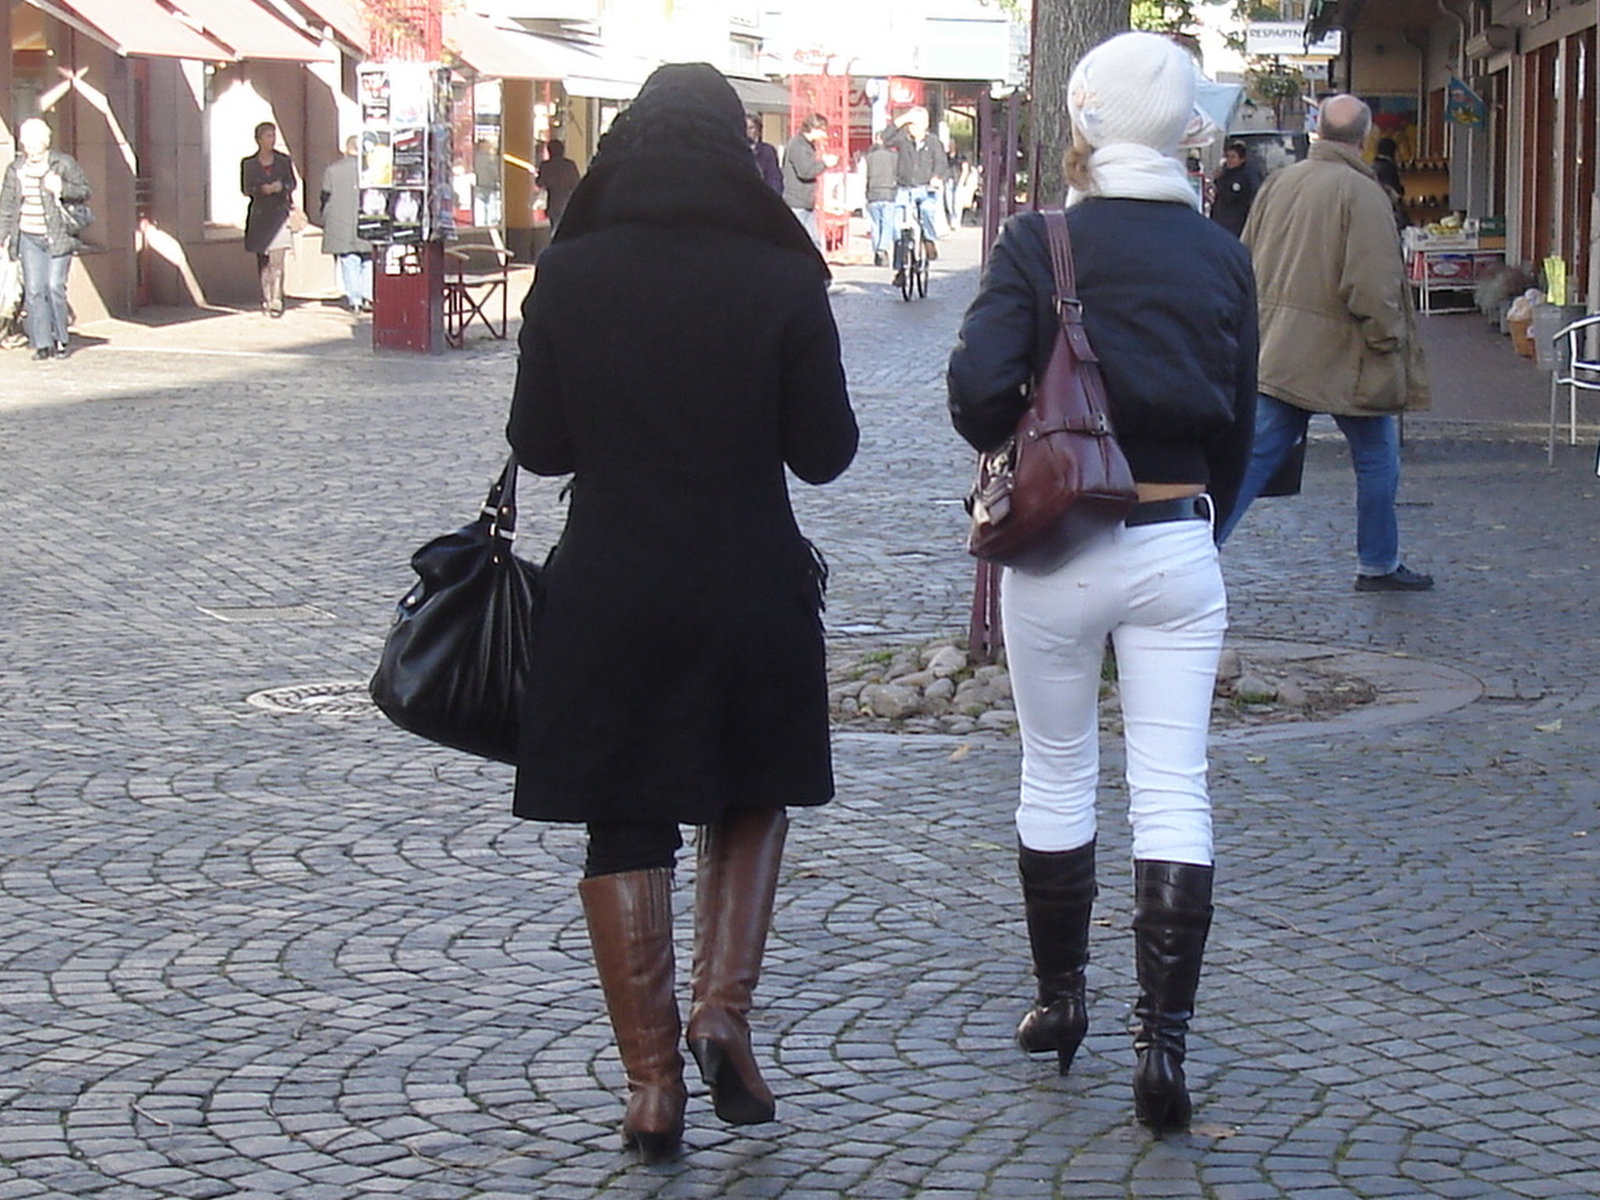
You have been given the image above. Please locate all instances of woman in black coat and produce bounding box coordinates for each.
[506,62,857,1162]
[240,122,296,317]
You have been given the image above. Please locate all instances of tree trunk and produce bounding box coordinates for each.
[1030,0,1132,205]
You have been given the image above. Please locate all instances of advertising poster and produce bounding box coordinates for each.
[359,63,455,256]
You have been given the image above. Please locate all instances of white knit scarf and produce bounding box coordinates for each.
[1066,142,1199,210]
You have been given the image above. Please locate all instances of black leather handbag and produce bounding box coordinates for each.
[369,456,542,763]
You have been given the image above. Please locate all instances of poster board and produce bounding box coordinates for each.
[357,62,456,269]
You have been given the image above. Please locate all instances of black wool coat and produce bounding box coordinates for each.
[240,151,296,254]
[506,155,858,826]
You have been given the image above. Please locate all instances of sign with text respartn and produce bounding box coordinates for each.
[1245,21,1343,59]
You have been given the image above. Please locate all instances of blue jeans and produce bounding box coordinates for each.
[866,199,896,255]
[1218,393,1402,576]
[896,186,941,243]
[19,232,71,350]
[336,252,372,307]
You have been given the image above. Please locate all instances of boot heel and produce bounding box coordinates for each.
[1015,997,1087,1076]
[690,1036,776,1126]
[1132,1046,1191,1134]
[623,1127,682,1164]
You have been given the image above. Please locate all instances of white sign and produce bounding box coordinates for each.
[1245,21,1343,58]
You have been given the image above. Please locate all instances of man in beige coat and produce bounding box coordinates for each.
[1217,94,1434,591]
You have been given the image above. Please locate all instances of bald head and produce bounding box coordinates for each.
[1319,94,1371,147]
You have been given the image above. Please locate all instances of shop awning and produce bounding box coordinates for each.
[729,76,789,113]
[281,0,368,52]
[166,0,329,62]
[443,12,601,81]
[28,0,230,60]
[563,48,654,101]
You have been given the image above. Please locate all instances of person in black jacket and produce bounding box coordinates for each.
[863,127,898,266]
[889,106,947,263]
[1372,136,1409,230]
[781,113,834,247]
[948,32,1256,1138]
[507,62,857,1163]
[1209,140,1261,237]
[0,118,91,359]
[747,112,782,194]
[240,122,296,318]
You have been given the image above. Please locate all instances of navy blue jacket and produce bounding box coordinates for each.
[948,200,1258,529]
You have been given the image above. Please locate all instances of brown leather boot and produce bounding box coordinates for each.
[687,807,787,1125]
[578,868,687,1162]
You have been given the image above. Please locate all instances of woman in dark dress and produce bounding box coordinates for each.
[240,121,296,317]
[506,62,857,1162]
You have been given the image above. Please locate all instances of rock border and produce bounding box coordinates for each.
[827,635,1483,743]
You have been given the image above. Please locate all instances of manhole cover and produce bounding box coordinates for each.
[247,681,374,715]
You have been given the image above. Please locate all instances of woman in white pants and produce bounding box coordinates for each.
[947,32,1258,1135]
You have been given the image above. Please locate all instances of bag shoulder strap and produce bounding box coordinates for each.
[1042,209,1076,301]
[1041,209,1098,365]
[481,454,519,541]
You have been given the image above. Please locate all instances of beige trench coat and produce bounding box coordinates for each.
[1242,140,1431,416]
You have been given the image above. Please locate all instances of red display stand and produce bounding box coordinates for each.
[372,242,445,353]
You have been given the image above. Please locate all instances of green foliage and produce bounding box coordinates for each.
[1130,0,1199,32]
[1249,65,1306,103]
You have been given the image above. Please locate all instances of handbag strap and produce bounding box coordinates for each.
[1042,210,1099,365]
[479,454,519,542]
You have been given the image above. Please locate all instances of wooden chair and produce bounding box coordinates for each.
[443,227,511,348]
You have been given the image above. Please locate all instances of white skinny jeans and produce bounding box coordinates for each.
[1001,518,1226,865]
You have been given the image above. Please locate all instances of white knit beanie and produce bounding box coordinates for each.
[1067,32,1196,157]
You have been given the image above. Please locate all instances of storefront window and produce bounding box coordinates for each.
[449,75,502,229]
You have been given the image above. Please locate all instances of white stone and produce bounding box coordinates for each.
[927,646,968,678]
[1275,680,1308,708]
[1233,673,1277,702]
[860,683,921,720]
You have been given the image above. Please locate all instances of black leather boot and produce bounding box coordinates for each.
[1015,839,1097,1075]
[1130,859,1213,1135]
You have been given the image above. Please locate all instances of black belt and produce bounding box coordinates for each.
[1124,495,1213,527]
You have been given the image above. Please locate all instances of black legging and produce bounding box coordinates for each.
[584,820,683,877]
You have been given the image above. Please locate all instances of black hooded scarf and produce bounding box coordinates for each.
[554,62,828,277]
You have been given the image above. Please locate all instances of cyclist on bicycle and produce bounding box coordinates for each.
[889,106,947,284]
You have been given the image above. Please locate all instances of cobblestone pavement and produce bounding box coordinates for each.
[1,226,1597,1200]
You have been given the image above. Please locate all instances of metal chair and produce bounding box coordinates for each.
[1547,312,1600,464]
[442,228,511,349]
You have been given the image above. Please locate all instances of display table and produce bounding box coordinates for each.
[1408,247,1505,315]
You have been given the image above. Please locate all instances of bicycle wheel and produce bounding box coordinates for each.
[899,236,916,302]
[915,250,929,298]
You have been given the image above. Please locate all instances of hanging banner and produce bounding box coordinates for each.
[1446,76,1486,127]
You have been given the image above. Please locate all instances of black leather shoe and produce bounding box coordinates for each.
[32,347,51,361]
[53,342,69,359]
[1354,565,1434,592]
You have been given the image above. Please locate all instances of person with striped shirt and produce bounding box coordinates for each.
[0,118,91,360]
